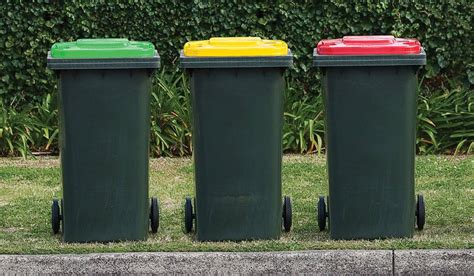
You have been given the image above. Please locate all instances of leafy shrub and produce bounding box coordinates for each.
[417,81,474,154]
[1,72,472,158]
[150,69,192,157]
[0,101,37,157]
[0,93,58,157]
[283,79,325,154]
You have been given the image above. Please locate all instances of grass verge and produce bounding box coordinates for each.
[0,155,472,254]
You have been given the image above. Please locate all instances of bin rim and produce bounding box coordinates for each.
[50,38,156,59]
[183,37,288,57]
[179,50,293,69]
[313,48,426,67]
[47,51,160,70]
[316,36,422,56]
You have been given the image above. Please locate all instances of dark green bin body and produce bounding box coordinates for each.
[314,52,426,239]
[181,55,292,241]
[48,54,159,242]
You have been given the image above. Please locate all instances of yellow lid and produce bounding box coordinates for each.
[183,37,288,57]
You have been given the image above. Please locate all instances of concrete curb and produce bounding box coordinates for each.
[0,250,472,274]
[394,249,473,275]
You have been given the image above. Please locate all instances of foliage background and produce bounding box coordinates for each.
[0,1,472,156]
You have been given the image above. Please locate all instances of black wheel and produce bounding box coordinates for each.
[317,196,327,231]
[184,197,194,233]
[60,199,64,232]
[416,194,425,230]
[282,196,292,232]
[51,199,61,234]
[149,197,159,233]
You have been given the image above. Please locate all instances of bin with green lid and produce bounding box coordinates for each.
[313,35,426,239]
[47,38,160,242]
[180,37,293,241]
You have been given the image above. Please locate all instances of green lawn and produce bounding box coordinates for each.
[0,155,472,254]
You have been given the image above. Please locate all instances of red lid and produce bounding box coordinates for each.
[316,35,422,55]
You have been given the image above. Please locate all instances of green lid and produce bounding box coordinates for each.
[50,38,156,59]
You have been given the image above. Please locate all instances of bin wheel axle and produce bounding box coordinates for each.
[282,196,292,232]
[149,197,160,233]
[51,199,62,234]
[184,197,195,233]
[416,194,425,230]
[317,196,328,231]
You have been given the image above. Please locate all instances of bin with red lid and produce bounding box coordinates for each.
[313,35,426,239]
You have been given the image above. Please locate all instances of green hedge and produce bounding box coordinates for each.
[0,1,472,104]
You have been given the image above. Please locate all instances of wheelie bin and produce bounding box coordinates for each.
[47,38,160,242]
[313,36,426,239]
[180,37,293,241]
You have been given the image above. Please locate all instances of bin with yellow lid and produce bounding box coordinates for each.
[180,37,293,241]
